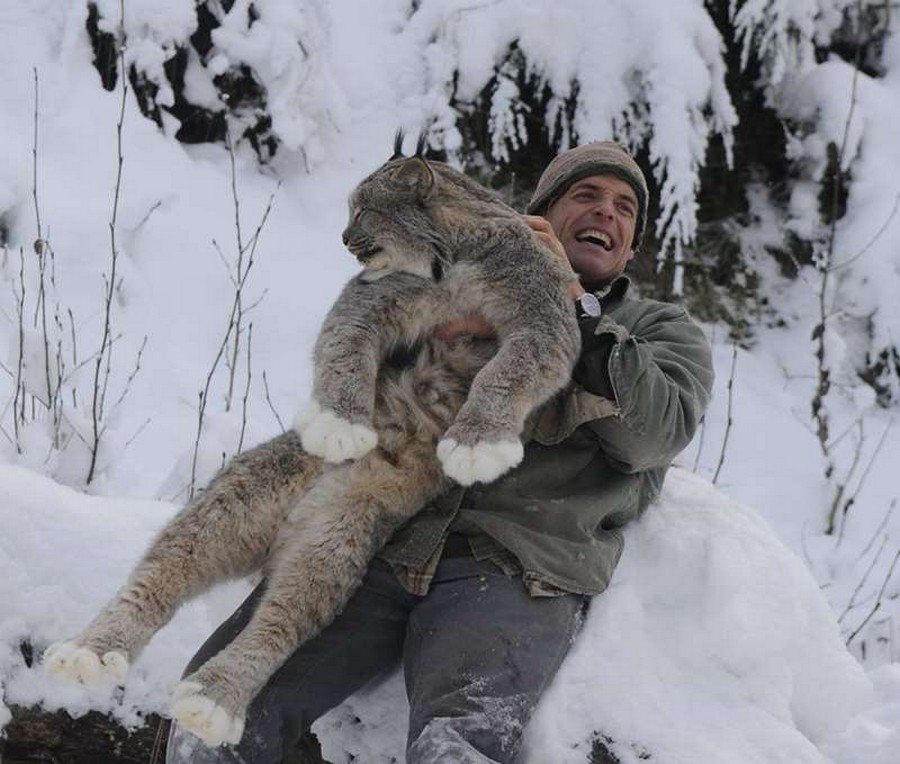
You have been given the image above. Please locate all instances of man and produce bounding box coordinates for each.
[167,141,714,764]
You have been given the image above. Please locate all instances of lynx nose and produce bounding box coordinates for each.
[341,228,350,246]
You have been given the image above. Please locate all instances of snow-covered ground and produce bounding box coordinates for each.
[3,463,898,763]
[1,1,899,762]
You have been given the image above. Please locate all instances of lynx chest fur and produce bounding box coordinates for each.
[296,145,581,486]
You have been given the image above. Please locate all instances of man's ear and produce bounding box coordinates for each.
[394,157,435,201]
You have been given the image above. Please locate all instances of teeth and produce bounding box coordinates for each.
[575,230,613,250]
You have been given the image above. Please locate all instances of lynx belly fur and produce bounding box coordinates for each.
[43,136,580,747]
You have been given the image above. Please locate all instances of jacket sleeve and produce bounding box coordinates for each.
[573,302,714,473]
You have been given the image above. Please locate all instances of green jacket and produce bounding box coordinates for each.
[380,278,714,596]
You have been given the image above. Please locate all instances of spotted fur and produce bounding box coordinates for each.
[44,141,579,747]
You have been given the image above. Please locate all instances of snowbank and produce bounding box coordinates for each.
[2,464,894,762]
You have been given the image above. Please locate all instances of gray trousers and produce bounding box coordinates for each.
[166,556,587,764]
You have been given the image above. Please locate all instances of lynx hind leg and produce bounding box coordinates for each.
[293,400,377,463]
[44,433,321,689]
[171,441,444,747]
[170,681,245,747]
[43,642,129,686]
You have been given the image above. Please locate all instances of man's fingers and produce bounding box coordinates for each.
[522,214,553,233]
[523,215,571,267]
[433,315,496,341]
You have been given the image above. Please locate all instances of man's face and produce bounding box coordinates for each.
[544,175,638,283]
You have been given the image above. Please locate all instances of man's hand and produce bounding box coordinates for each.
[432,313,496,341]
[522,214,586,298]
[434,215,586,341]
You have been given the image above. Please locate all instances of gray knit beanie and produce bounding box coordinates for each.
[526,141,649,249]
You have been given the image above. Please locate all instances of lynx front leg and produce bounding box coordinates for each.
[45,433,322,687]
[438,327,577,486]
[437,437,525,488]
[293,400,377,463]
[294,282,383,463]
[171,440,445,746]
[295,273,437,463]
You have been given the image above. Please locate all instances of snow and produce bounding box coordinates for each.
[1,0,899,761]
[1,463,892,763]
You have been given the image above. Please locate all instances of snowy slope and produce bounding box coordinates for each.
[2,463,897,762]
[1,1,899,762]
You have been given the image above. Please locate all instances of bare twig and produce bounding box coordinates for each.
[110,335,147,411]
[224,137,244,411]
[189,333,229,500]
[832,419,865,540]
[712,343,738,484]
[13,248,26,450]
[189,390,207,502]
[237,323,253,454]
[846,548,900,646]
[847,417,895,503]
[855,501,896,564]
[262,370,285,432]
[134,199,163,232]
[95,416,151,475]
[189,127,276,493]
[32,72,54,420]
[839,534,888,623]
[0,422,15,447]
[123,417,151,450]
[59,332,123,387]
[800,520,815,568]
[835,417,895,540]
[829,192,900,272]
[87,3,128,484]
[67,307,78,406]
[29,69,65,444]
[31,68,43,247]
[812,7,863,478]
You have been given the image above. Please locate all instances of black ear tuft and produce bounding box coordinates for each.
[415,132,428,157]
[391,129,405,160]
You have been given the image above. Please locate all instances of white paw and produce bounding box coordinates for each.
[171,681,245,747]
[43,641,129,686]
[293,401,377,462]
[436,438,524,486]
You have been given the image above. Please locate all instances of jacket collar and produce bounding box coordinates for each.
[585,274,630,311]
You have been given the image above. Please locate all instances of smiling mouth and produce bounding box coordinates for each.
[575,230,614,251]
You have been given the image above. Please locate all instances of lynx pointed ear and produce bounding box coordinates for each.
[394,157,435,201]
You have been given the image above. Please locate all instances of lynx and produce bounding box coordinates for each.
[43,134,580,748]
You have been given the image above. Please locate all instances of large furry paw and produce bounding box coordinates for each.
[436,438,524,486]
[171,681,245,747]
[43,641,129,686]
[293,401,377,463]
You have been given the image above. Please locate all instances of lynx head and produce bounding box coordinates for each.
[342,132,512,280]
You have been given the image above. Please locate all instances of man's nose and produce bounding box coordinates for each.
[592,195,615,218]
